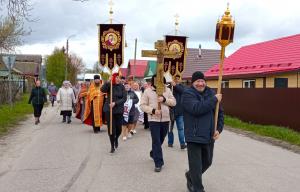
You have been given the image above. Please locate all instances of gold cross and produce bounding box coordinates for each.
[174,13,179,35]
[108,0,114,24]
[142,40,180,96]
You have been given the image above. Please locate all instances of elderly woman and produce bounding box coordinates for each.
[57,81,76,124]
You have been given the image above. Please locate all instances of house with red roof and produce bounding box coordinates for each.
[125,59,148,80]
[205,34,300,88]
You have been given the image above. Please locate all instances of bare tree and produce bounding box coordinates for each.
[0,0,33,52]
[0,0,33,20]
[93,61,103,73]
[0,16,29,52]
[68,53,85,84]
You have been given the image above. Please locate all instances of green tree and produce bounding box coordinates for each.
[46,48,66,87]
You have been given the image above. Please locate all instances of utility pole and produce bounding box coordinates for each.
[65,39,69,80]
[65,35,76,80]
[133,38,137,80]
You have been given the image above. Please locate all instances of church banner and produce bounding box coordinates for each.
[163,35,187,76]
[98,24,124,70]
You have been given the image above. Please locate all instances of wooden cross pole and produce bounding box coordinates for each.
[141,40,180,109]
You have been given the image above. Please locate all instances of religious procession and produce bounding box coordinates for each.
[2,1,300,192]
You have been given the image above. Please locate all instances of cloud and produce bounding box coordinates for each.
[17,0,300,68]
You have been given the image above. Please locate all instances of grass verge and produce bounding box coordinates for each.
[0,94,33,135]
[225,115,300,147]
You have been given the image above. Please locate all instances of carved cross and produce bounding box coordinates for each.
[141,40,180,96]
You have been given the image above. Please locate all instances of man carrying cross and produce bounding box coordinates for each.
[140,40,177,172]
[140,74,176,172]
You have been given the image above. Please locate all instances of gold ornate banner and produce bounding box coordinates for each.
[163,35,187,76]
[98,24,124,70]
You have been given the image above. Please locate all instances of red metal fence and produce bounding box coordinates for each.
[221,88,300,132]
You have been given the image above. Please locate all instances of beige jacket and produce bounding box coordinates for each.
[57,87,76,111]
[140,86,176,122]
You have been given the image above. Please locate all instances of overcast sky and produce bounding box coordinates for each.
[17,0,300,69]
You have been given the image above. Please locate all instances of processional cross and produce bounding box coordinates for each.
[142,40,180,109]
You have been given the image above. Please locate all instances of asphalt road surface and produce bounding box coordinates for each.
[0,106,299,192]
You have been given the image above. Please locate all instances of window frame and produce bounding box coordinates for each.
[243,79,256,88]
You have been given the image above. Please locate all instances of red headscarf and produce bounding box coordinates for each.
[112,73,119,85]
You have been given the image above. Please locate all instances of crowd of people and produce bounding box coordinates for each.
[28,71,224,192]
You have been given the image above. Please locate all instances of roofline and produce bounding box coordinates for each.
[205,68,300,80]
[238,33,300,50]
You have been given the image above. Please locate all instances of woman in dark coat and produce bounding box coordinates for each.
[28,80,47,125]
[101,73,127,153]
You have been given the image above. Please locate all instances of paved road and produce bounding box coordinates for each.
[0,106,300,192]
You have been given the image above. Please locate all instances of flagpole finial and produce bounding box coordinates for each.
[174,13,179,35]
[109,0,114,24]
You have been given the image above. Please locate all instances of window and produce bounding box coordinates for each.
[222,80,229,88]
[243,80,255,88]
[274,78,288,88]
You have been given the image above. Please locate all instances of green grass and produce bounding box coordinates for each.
[225,115,300,147]
[0,94,33,135]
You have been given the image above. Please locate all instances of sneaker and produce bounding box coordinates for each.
[132,130,137,134]
[168,144,173,148]
[181,144,187,150]
[122,137,127,141]
[154,166,162,172]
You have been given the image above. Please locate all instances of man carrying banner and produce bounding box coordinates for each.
[83,75,105,134]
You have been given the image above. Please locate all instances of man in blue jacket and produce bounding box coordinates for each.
[182,71,224,192]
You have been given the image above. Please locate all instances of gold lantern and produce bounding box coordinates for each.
[214,4,235,132]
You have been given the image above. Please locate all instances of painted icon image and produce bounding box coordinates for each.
[105,33,117,46]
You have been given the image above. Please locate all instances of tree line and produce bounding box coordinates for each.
[46,47,85,87]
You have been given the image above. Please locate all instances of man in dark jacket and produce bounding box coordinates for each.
[168,74,187,149]
[182,71,224,192]
[101,73,127,153]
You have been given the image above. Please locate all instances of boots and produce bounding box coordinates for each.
[35,117,39,125]
[67,116,71,124]
[62,116,66,123]
[115,139,118,149]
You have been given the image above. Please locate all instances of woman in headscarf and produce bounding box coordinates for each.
[57,81,76,124]
[101,73,127,153]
